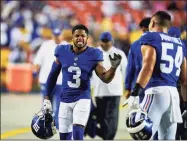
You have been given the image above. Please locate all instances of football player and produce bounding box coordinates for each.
[33,28,68,129]
[124,17,160,140]
[128,11,186,140]
[42,24,122,140]
[125,17,151,102]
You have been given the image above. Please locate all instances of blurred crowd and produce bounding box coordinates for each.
[1,0,187,63]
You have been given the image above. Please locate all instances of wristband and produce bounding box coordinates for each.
[131,83,143,96]
[184,102,187,110]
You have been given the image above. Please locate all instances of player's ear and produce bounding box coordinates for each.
[152,20,155,28]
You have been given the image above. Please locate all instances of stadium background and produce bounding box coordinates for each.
[1,0,187,139]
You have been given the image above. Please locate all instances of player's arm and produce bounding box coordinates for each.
[44,58,61,100]
[126,45,156,108]
[124,48,135,98]
[95,62,116,83]
[179,57,187,103]
[131,45,156,96]
[95,53,122,83]
[120,51,129,98]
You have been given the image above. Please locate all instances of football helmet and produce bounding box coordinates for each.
[31,109,56,139]
[126,108,153,140]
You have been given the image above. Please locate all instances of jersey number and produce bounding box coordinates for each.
[67,66,81,88]
[160,42,183,76]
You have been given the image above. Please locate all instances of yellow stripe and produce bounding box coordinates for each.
[119,103,128,110]
[1,127,31,139]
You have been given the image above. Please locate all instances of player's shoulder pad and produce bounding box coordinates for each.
[131,39,141,49]
[140,32,160,48]
[54,44,71,57]
[95,47,103,55]
[88,46,103,61]
[132,38,140,46]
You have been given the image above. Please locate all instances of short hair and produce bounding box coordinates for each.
[152,11,171,28]
[139,17,151,29]
[72,24,89,35]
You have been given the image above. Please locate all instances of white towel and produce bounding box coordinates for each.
[168,87,183,123]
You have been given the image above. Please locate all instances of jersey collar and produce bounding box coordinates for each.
[70,45,88,55]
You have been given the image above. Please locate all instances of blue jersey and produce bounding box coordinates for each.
[55,44,103,102]
[182,40,187,58]
[140,32,186,88]
[125,38,145,102]
[125,39,142,90]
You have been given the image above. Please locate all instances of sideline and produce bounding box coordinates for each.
[1,127,31,139]
[1,105,127,139]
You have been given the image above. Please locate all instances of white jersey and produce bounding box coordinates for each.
[33,40,68,84]
[91,46,127,97]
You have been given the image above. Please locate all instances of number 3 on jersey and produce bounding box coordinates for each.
[68,66,81,88]
[160,42,183,76]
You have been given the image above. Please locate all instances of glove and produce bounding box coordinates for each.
[109,53,122,68]
[182,110,187,117]
[42,99,52,112]
[128,96,140,109]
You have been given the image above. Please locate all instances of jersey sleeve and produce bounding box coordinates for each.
[94,48,104,62]
[54,45,63,60]
[140,32,158,48]
[125,46,135,90]
[182,40,187,58]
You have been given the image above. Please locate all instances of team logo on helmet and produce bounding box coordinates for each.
[31,109,56,139]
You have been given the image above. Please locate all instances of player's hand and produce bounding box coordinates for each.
[182,110,187,129]
[124,90,131,99]
[42,99,52,112]
[122,90,131,107]
[128,96,140,109]
[109,53,122,68]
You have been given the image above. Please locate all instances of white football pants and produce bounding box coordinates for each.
[140,86,182,140]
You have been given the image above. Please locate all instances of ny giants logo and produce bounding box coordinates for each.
[33,123,40,132]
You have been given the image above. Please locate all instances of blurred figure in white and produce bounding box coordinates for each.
[1,19,9,47]
[9,16,32,63]
[91,32,127,140]
[33,28,68,129]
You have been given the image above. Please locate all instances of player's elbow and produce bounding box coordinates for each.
[180,77,187,86]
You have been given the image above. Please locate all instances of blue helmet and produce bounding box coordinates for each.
[168,26,181,38]
[126,108,153,140]
[31,109,56,139]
